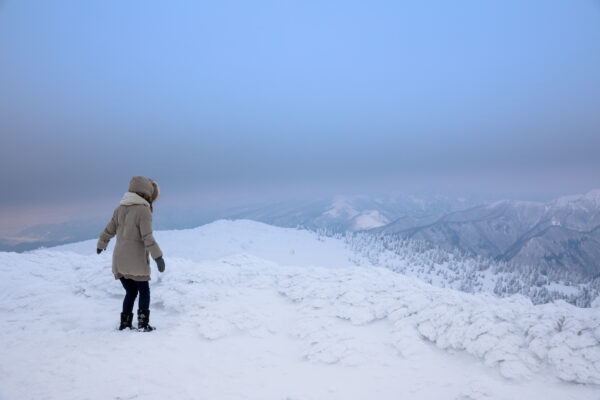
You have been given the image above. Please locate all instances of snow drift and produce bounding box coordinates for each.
[0,220,598,400]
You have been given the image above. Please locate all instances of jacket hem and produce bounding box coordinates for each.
[114,273,151,282]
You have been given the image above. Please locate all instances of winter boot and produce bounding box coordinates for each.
[119,312,133,330]
[137,309,154,332]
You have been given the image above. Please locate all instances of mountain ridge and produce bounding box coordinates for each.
[373,189,600,279]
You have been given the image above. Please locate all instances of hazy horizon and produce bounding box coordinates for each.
[1,1,600,239]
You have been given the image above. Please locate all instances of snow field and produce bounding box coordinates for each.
[1,220,599,399]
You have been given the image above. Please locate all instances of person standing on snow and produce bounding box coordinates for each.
[97,176,166,331]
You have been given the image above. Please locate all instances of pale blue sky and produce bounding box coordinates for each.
[1,0,599,224]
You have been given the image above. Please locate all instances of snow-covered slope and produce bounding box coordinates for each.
[343,232,599,307]
[374,189,600,280]
[1,220,599,400]
[56,220,359,269]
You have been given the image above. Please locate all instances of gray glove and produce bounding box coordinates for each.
[155,256,165,273]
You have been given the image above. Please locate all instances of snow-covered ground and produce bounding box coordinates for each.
[1,220,599,400]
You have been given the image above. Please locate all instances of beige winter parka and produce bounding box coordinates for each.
[97,176,163,281]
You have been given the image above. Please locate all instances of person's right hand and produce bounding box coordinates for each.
[155,256,166,272]
[96,248,103,255]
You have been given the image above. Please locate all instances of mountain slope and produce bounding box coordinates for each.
[374,190,600,278]
[1,220,599,400]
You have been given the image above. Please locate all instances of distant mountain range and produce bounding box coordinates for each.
[372,190,600,279]
[0,218,108,252]
[224,194,480,232]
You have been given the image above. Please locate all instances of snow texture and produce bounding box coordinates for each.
[1,220,598,400]
[341,231,600,307]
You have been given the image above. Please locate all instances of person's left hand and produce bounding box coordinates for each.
[96,248,103,255]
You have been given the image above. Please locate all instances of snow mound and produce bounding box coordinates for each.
[55,219,360,268]
[278,266,600,384]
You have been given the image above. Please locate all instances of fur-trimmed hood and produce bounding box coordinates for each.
[150,180,159,202]
[128,176,159,202]
[120,192,150,208]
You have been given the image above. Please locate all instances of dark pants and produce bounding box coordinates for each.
[120,277,150,313]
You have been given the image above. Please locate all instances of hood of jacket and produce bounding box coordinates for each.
[119,192,150,208]
[127,176,160,203]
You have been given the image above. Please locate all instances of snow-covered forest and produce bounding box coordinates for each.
[333,230,600,307]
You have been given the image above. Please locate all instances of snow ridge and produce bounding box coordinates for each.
[277,264,600,384]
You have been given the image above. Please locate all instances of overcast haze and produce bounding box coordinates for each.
[1,0,600,234]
